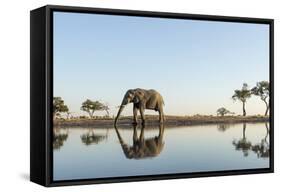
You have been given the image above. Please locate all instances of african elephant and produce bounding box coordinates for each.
[114,124,165,159]
[114,88,164,125]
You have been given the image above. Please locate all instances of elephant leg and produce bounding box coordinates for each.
[158,123,164,141]
[158,110,163,123]
[133,105,138,124]
[158,107,164,123]
[140,125,145,141]
[139,107,145,124]
[133,125,138,144]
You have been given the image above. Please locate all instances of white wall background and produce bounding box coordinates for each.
[0,0,279,191]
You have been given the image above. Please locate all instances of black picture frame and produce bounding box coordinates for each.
[30,5,274,187]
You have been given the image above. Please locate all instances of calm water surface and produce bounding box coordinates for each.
[53,123,270,181]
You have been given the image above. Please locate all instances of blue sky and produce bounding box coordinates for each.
[53,12,269,117]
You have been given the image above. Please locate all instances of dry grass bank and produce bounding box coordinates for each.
[54,115,269,128]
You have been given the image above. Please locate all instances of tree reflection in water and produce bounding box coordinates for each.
[53,128,69,150]
[251,123,269,158]
[217,124,231,132]
[232,123,270,158]
[80,128,109,146]
[114,124,165,159]
[232,123,252,156]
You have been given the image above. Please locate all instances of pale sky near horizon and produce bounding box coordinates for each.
[53,11,270,117]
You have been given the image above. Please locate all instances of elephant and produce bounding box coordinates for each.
[114,124,165,159]
[114,88,164,125]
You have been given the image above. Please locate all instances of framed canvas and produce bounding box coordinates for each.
[30,5,274,187]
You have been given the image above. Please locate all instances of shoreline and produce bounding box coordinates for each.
[54,115,269,128]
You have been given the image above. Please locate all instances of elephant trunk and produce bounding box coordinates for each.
[114,105,125,125]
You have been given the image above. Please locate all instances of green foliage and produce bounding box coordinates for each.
[81,99,109,118]
[217,107,233,116]
[251,81,269,100]
[232,83,251,116]
[53,97,69,119]
[251,81,270,116]
[232,83,252,102]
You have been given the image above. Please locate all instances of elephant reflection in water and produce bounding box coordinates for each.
[232,123,270,158]
[114,124,165,159]
[53,128,69,150]
[81,128,109,146]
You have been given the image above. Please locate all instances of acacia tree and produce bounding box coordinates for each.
[217,107,234,117]
[102,103,109,117]
[251,81,270,116]
[81,99,107,118]
[53,97,69,119]
[232,83,251,116]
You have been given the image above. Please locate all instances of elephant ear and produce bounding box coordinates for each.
[133,90,144,103]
